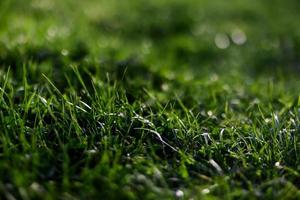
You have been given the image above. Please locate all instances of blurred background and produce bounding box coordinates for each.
[1,0,300,84]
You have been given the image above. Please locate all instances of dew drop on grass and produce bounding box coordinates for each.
[39,96,47,105]
[273,113,280,127]
[231,29,247,45]
[275,161,283,169]
[175,189,184,198]
[207,110,213,117]
[215,33,230,49]
[264,118,271,123]
[202,188,210,194]
[61,49,69,56]
[161,83,169,91]
[118,112,125,117]
[86,149,98,154]
[30,182,45,194]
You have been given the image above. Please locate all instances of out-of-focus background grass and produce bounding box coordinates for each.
[1,0,300,199]
[2,0,300,79]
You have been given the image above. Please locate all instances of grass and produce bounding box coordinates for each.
[1,0,300,199]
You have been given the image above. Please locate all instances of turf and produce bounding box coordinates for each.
[1,0,300,199]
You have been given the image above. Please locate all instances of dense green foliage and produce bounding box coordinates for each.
[1,0,300,199]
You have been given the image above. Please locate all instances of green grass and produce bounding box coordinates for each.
[1,0,300,199]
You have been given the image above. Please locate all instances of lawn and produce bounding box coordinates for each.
[1,0,300,199]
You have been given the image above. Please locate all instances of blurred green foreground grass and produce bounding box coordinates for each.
[1,0,300,199]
